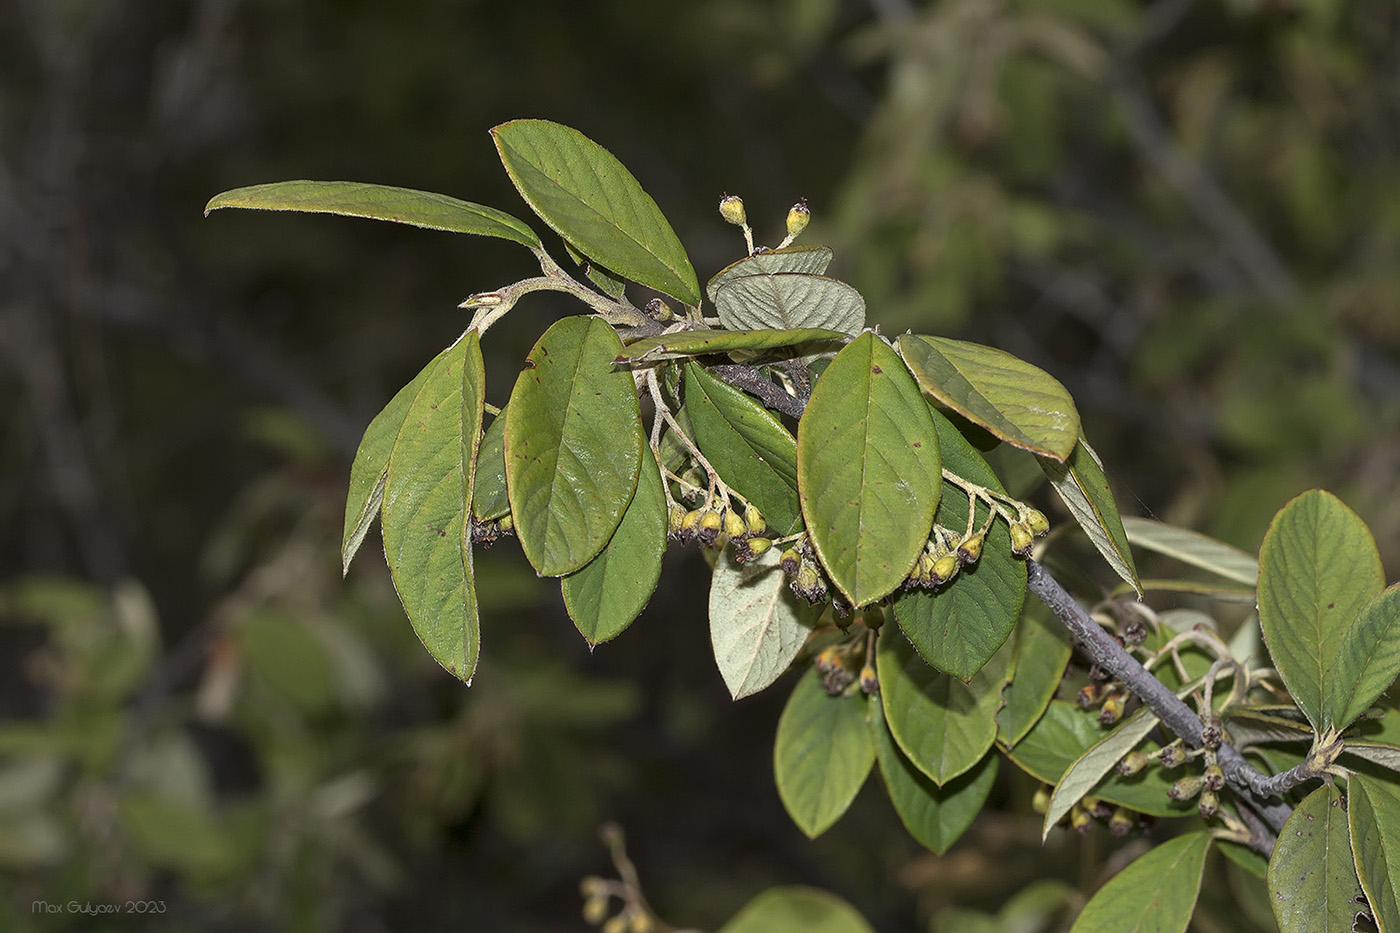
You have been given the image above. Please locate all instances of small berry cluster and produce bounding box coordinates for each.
[1034,786,1155,837]
[813,616,881,697]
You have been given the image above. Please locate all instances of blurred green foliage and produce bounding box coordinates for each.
[1,0,1397,929]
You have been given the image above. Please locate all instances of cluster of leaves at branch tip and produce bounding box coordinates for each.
[205,119,1400,933]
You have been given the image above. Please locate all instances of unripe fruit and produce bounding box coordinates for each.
[1198,789,1219,820]
[723,509,747,541]
[1200,718,1223,750]
[498,514,514,533]
[1168,775,1203,800]
[1108,807,1135,837]
[862,606,884,631]
[680,509,703,534]
[1032,785,1052,814]
[698,509,723,546]
[1069,803,1093,834]
[1117,751,1150,777]
[858,664,878,694]
[779,548,801,576]
[602,916,627,933]
[744,504,766,535]
[583,896,608,925]
[1077,682,1107,709]
[1099,692,1126,725]
[956,533,984,565]
[1157,740,1187,769]
[1202,764,1225,791]
[1009,522,1034,556]
[630,914,655,933]
[1025,508,1050,536]
[785,198,810,239]
[668,504,688,535]
[932,554,959,584]
[747,537,772,557]
[719,194,747,226]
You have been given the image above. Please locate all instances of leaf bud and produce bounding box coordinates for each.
[1117,751,1150,777]
[1069,803,1093,835]
[859,664,878,695]
[747,537,772,557]
[723,509,748,541]
[931,554,960,585]
[1108,807,1135,837]
[956,533,984,565]
[583,895,609,925]
[1202,764,1225,791]
[1009,522,1034,556]
[1167,775,1203,801]
[1198,789,1219,820]
[744,504,766,535]
[719,194,747,227]
[779,548,802,576]
[785,197,810,239]
[1025,508,1050,536]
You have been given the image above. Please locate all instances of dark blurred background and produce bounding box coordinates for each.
[1,0,1397,930]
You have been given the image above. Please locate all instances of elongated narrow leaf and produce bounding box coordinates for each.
[1041,438,1142,596]
[715,273,865,334]
[1343,741,1400,774]
[1349,773,1400,933]
[562,446,666,646]
[1043,706,1163,840]
[1004,701,1192,818]
[1330,584,1400,732]
[877,629,1009,786]
[1268,783,1366,932]
[719,886,875,933]
[1070,832,1213,933]
[505,317,643,577]
[684,363,802,535]
[799,335,941,607]
[891,409,1025,679]
[897,335,1080,461]
[205,180,540,247]
[618,327,847,363]
[381,331,484,682]
[1121,517,1258,586]
[710,548,819,699]
[1222,706,1316,746]
[343,342,457,574]
[870,698,997,854]
[492,120,700,305]
[996,604,1072,748]
[774,671,874,838]
[470,411,510,522]
[1257,490,1385,732]
[706,246,834,303]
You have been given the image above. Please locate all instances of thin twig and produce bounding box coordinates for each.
[708,364,806,419]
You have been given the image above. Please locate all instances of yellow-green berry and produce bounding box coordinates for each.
[747,537,772,557]
[497,514,514,534]
[1069,803,1093,834]
[1099,691,1126,725]
[1202,764,1225,791]
[723,509,747,541]
[668,504,688,535]
[931,553,959,584]
[1198,789,1219,820]
[1009,522,1034,556]
[1108,807,1135,837]
[779,548,801,576]
[602,916,627,933]
[744,504,766,535]
[1032,785,1052,815]
[719,194,747,226]
[785,198,810,238]
[583,895,608,925]
[1168,775,1203,801]
[1117,751,1150,777]
[858,664,878,694]
[956,533,984,565]
[1026,508,1050,536]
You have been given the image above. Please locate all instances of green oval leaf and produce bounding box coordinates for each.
[1330,584,1400,732]
[715,273,866,335]
[1348,773,1400,933]
[719,886,876,933]
[1258,490,1385,732]
[870,698,997,854]
[1003,701,1193,818]
[710,548,819,699]
[618,327,847,363]
[706,245,834,304]
[1121,517,1259,587]
[773,670,874,838]
[1268,783,1366,933]
[1040,438,1142,597]
[891,409,1026,680]
[504,316,643,577]
[996,604,1072,748]
[897,335,1080,461]
[380,331,484,683]
[343,341,459,575]
[1070,832,1213,933]
[684,363,803,535]
[561,445,666,646]
[204,180,540,248]
[798,334,942,607]
[470,410,510,522]
[491,120,700,305]
[877,630,1009,786]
